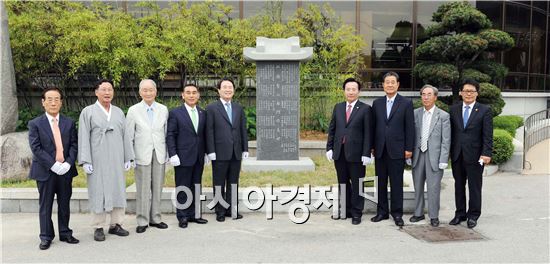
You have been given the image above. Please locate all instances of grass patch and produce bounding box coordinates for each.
[1,157,375,188]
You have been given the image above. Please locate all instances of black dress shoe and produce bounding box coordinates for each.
[94,228,105,242]
[370,214,389,222]
[149,222,168,229]
[60,235,79,244]
[136,225,148,233]
[178,218,188,228]
[449,216,467,225]
[216,215,225,222]
[467,218,477,228]
[409,215,425,222]
[394,217,404,227]
[225,213,244,219]
[39,239,51,250]
[108,224,130,236]
[189,218,208,224]
[430,218,440,227]
[352,217,362,225]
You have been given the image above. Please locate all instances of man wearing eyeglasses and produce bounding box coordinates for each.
[449,79,493,229]
[28,87,79,250]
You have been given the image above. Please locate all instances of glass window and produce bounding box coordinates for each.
[476,1,503,29]
[243,1,296,22]
[533,1,547,11]
[504,74,529,90]
[362,71,412,90]
[530,10,547,73]
[529,75,546,91]
[504,3,531,73]
[359,1,413,69]
[302,1,357,27]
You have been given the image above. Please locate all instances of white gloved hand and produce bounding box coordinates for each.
[50,161,64,175]
[207,153,216,161]
[170,155,181,167]
[405,158,412,166]
[58,162,71,175]
[242,151,249,160]
[478,159,484,166]
[204,154,210,165]
[124,161,133,171]
[83,163,94,174]
[438,163,448,170]
[361,156,372,166]
[326,150,333,162]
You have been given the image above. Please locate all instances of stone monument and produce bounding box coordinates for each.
[242,37,315,171]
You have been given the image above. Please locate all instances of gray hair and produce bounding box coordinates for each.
[420,84,438,96]
[139,79,157,91]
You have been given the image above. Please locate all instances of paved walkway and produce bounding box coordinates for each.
[2,172,549,263]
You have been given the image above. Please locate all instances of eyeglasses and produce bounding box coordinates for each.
[97,88,114,92]
[461,90,477,94]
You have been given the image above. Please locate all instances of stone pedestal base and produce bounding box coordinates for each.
[241,157,315,172]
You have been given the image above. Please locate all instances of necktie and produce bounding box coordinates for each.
[420,111,430,152]
[346,104,352,122]
[225,103,232,125]
[463,105,470,128]
[147,107,154,126]
[52,118,64,162]
[386,99,393,119]
[191,108,198,132]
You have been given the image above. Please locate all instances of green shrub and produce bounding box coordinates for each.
[492,129,514,164]
[412,99,450,113]
[16,108,41,131]
[244,106,256,140]
[493,115,523,137]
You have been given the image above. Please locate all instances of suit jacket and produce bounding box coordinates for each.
[28,114,78,181]
[326,101,373,162]
[206,100,248,161]
[125,101,169,165]
[411,106,451,171]
[449,102,493,163]
[166,104,207,167]
[372,93,415,159]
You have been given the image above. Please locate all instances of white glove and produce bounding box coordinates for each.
[438,163,448,170]
[207,153,216,161]
[326,150,333,162]
[124,161,133,171]
[361,156,372,166]
[405,158,412,166]
[83,163,94,174]
[170,155,181,166]
[204,154,210,165]
[478,159,484,166]
[50,161,64,175]
[58,162,71,175]
[242,152,249,160]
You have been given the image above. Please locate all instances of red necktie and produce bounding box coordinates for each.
[346,104,352,122]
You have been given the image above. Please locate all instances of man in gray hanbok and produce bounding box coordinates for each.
[78,79,134,242]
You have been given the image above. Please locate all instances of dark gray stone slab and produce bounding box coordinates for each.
[256,61,300,160]
[402,225,487,242]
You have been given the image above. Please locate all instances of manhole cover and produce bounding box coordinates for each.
[402,225,487,242]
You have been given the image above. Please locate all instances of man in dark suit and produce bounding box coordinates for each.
[371,71,415,227]
[28,87,79,250]
[206,78,249,222]
[326,78,373,225]
[166,84,209,229]
[449,79,493,228]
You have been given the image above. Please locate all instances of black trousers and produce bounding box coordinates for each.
[174,160,204,221]
[374,147,404,218]
[334,144,366,218]
[451,152,484,220]
[36,174,73,241]
[212,153,241,216]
